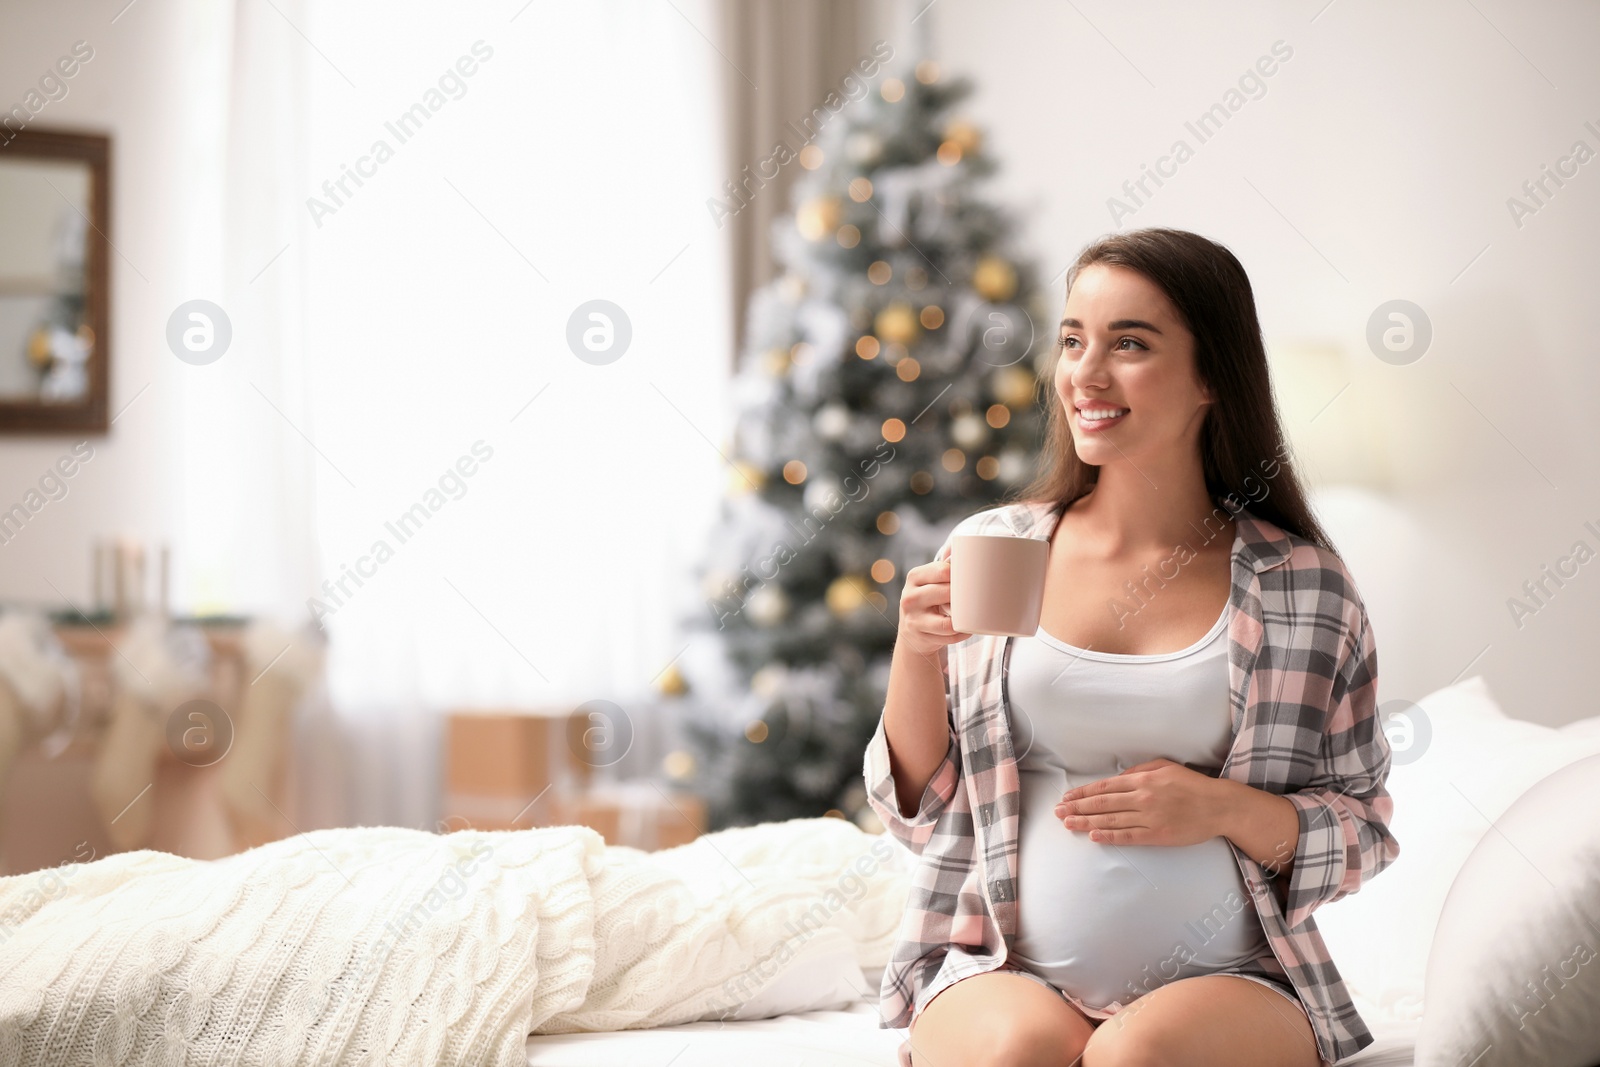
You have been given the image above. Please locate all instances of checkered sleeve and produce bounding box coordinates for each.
[862,529,964,855]
[1281,602,1401,930]
[863,641,961,856]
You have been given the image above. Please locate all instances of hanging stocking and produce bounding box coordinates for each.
[0,610,77,808]
[89,614,210,851]
[218,619,326,850]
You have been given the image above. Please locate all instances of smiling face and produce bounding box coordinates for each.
[1052,262,1213,468]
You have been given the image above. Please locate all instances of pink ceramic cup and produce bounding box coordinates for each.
[949,533,1050,638]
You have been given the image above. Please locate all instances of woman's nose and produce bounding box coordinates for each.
[1070,346,1111,386]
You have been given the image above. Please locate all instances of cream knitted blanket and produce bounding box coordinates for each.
[0,817,908,1066]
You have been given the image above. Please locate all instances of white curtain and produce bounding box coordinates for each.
[183,0,734,829]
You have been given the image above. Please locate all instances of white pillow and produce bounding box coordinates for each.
[717,935,868,1021]
[1312,675,1600,1024]
[1414,753,1600,1067]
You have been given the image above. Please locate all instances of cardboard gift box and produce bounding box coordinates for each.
[443,708,592,829]
[442,708,704,849]
[547,781,706,851]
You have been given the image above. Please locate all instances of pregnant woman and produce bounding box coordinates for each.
[863,227,1400,1067]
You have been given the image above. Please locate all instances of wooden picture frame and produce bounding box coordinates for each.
[0,127,111,435]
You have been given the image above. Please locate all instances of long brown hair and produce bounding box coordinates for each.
[1011,227,1336,553]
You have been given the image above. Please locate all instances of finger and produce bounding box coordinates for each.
[1057,793,1132,817]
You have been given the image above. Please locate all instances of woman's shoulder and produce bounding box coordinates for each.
[1244,512,1373,648]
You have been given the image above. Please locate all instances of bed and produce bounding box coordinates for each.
[523,980,1423,1066]
[4,675,1597,1067]
[523,670,1600,1067]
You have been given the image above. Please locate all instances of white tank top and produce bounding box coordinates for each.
[1003,600,1271,1011]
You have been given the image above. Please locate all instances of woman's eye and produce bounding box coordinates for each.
[1055,336,1146,352]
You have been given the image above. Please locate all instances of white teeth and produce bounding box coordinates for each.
[1079,408,1128,421]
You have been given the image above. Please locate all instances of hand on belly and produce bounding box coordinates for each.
[1051,756,1227,848]
[1010,770,1268,1003]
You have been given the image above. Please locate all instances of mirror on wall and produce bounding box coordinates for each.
[0,129,110,434]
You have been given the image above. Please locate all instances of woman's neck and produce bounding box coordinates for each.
[1063,464,1231,558]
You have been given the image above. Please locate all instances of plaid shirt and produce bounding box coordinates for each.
[863,498,1399,1067]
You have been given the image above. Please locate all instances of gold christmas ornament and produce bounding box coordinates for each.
[944,119,981,154]
[993,365,1038,407]
[702,569,735,600]
[728,460,765,495]
[826,574,873,617]
[655,662,688,697]
[26,328,52,369]
[662,749,695,780]
[796,196,842,241]
[973,255,1018,302]
[874,303,919,346]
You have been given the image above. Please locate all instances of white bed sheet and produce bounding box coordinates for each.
[525,991,1421,1066]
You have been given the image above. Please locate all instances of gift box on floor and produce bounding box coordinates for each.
[443,708,592,830]
[548,780,706,851]
[443,708,704,848]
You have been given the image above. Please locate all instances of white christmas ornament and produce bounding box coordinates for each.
[803,474,845,512]
[998,449,1033,483]
[813,403,850,441]
[845,131,883,165]
[746,583,789,627]
[750,663,787,698]
[952,413,988,450]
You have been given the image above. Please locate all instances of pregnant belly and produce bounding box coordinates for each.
[1007,769,1270,1010]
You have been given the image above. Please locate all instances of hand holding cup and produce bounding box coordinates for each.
[896,544,969,659]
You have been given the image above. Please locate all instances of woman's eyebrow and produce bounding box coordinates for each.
[1058,317,1163,334]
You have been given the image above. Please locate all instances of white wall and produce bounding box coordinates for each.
[0,0,213,611]
[922,0,1600,726]
[2,0,1596,729]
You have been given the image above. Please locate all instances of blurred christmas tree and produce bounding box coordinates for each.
[675,56,1050,832]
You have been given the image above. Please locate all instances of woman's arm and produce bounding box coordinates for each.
[863,537,965,854]
[1264,605,1400,929]
[1214,780,1299,878]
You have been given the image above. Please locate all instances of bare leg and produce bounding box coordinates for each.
[1081,974,1321,1067]
[907,970,1099,1067]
